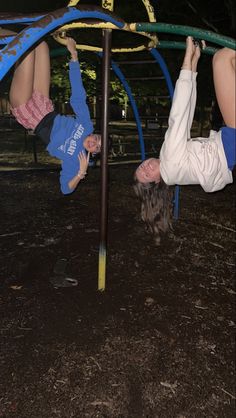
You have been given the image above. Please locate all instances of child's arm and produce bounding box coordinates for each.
[66,37,78,62]
[160,69,195,162]
[67,151,90,191]
[60,151,90,195]
[66,37,92,124]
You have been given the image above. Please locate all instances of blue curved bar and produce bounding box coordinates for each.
[0,36,15,45]
[97,52,145,160]
[0,7,124,80]
[111,60,146,160]
[0,15,44,25]
[149,48,179,219]
[150,48,174,98]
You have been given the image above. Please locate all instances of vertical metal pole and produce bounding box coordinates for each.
[95,62,102,132]
[98,29,112,291]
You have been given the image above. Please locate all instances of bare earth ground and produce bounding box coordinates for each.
[0,131,235,417]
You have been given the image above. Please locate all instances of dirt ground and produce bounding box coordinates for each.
[0,133,235,418]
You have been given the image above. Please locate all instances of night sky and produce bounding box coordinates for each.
[0,0,68,13]
[0,0,234,37]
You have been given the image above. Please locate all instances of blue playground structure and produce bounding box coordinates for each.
[0,3,235,289]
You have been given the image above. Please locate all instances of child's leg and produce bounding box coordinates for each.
[191,40,205,72]
[33,41,51,98]
[10,41,51,108]
[9,49,35,108]
[213,48,236,128]
[181,37,205,73]
[181,36,195,71]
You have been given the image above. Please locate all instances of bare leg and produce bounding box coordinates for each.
[181,36,195,71]
[181,36,205,72]
[9,49,35,107]
[33,41,51,98]
[9,41,51,108]
[213,48,236,128]
[192,40,205,72]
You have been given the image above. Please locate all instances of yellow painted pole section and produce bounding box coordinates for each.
[98,1,113,292]
[98,245,106,291]
[142,0,157,22]
[68,0,80,6]
[141,0,158,45]
[102,0,114,11]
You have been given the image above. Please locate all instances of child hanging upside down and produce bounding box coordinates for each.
[9,36,101,195]
[134,36,236,244]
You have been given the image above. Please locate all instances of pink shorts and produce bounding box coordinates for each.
[11,91,54,130]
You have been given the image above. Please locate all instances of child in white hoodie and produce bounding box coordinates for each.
[134,37,235,244]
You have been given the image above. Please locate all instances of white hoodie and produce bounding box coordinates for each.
[160,69,233,192]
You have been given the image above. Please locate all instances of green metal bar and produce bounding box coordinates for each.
[50,47,67,57]
[136,23,236,50]
[157,41,218,55]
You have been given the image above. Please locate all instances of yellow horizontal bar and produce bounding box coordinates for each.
[53,22,158,53]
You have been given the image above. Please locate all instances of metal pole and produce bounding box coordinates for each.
[98,29,112,291]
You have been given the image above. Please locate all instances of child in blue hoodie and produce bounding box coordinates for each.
[10,37,101,194]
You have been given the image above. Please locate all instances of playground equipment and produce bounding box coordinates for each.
[0,0,235,291]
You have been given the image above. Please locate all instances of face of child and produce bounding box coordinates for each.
[83,134,101,154]
[135,158,161,183]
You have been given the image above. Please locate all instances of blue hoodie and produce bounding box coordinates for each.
[47,61,93,194]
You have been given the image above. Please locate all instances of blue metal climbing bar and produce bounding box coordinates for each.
[0,6,124,81]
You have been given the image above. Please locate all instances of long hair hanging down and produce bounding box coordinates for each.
[134,177,173,245]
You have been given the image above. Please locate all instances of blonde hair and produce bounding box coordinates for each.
[134,176,173,245]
